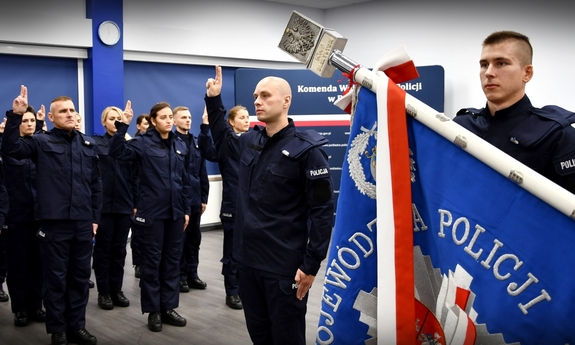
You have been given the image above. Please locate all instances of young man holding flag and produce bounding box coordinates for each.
[454,30,575,194]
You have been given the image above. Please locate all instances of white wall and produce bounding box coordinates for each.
[122,0,325,68]
[203,177,223,227]
[0,1,91,48]
[325,0,575,116]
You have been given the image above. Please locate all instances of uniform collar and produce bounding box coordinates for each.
[52,127,76,139]
[257,118,295,138]
[486,95,532,120]
[174,130,193,145]
[173,130,189,139]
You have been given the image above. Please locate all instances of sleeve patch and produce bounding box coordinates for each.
[307,167,330,180]
[555,157,575,176]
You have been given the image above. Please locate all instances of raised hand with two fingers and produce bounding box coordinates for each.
[36,104,46,122]
[122,100,134,125]
[206,65,223,98]
[12,85,28,115]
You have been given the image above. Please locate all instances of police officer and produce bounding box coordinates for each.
[172,106,209,292]
[131,114,148,279]
[92,106,137,310]
[198,105,249,309]
[109,101,191,332]
[454,31,575,194]
[2,86,101,345]
[204,67,334,345]
[1,105,45,327]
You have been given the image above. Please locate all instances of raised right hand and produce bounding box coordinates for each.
[122,100,134,124]
[206,65,222,97]
[37,105,46,121]
[12,85,28,115]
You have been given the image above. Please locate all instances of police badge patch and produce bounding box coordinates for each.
[555,156,575,176]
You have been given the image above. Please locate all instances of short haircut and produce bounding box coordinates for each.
[483,30,533,66]
[173,106,189,116]
[51,96,72,104]
[50,96,73,113]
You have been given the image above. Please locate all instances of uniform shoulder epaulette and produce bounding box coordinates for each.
[281,130,328,159]
[456,107,484,117]
[534,106,575,128]
[295,129,329,146]
[510,106,575,149]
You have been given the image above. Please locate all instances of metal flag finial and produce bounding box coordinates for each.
[278,11,348,78]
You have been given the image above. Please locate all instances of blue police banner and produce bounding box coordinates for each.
[409,115,575,344]
[316,45,575,344]
[316,86,381,345]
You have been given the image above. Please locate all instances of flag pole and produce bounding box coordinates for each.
[278,11,575,221]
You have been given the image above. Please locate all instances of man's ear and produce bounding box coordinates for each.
[523,64,533,83]
[47,112,54,122]
[283,95,292,109]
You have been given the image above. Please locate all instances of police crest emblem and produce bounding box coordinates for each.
[348,121,377,200]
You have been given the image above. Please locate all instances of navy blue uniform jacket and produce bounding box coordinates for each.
[1,110,102,223]
[109,122,192,222]
[198,123,240,216]
[205,95,334,277]
[454,95,575,194]
[0,155,7,229]
[0,120,46,223]
[174,131,209,208]
[93,133,138,215]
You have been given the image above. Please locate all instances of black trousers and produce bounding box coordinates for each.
[0,230,6,284]
[136,217,184,313]
[179,206,202,281]
[5,220,43,313]
[220,215,239,296]
[93,213,131,294]
[239,266,307,345]
[130,224,141,267]
[38,219,93,333]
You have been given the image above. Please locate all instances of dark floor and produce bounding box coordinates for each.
[0,229,325,344]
